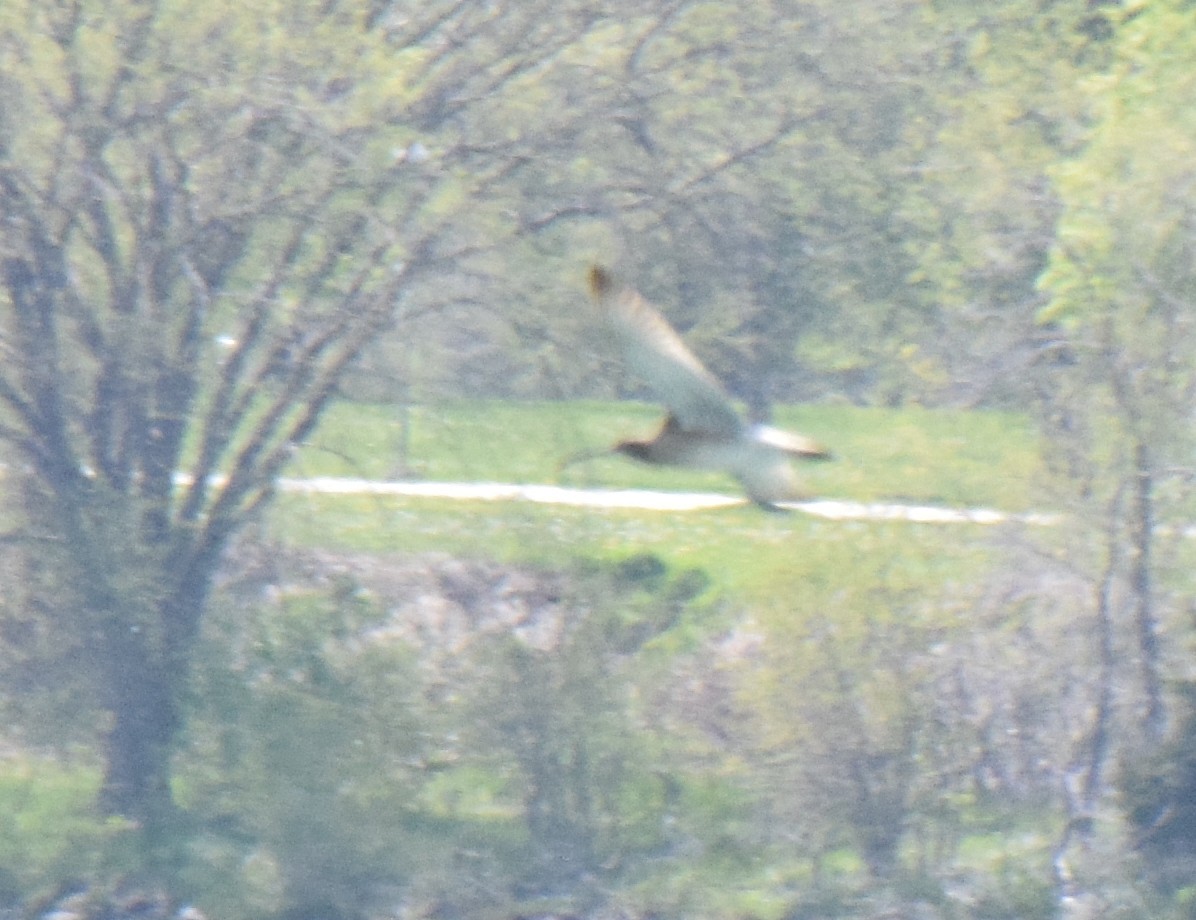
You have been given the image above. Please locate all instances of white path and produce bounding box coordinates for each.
[276,477,1058,526]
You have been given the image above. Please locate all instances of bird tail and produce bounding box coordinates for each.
[752,425,833,460]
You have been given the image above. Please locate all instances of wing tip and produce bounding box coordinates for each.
[588,264,614,299]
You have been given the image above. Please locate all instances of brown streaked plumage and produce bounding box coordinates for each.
[586,264,831,510]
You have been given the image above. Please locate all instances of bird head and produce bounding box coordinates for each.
[613,439,653,463]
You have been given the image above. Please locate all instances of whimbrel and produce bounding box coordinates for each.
[584,264,831,510]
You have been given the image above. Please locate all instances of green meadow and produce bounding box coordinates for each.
[275,399,1042,600]
[289,400,1041,511]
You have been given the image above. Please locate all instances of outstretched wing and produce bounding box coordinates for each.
[588,265,743,437]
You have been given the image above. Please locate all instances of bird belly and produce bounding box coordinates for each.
[659,437,746,471]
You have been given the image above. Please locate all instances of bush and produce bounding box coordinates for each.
[0,757,135,904]
[1120,683,1196,894]
[178,576,433,920]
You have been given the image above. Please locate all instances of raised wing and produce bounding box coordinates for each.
[588,265,743,437]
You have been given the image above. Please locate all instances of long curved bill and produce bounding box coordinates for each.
[557,445,615,476]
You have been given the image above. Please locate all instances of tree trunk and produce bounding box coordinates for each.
[96,557,219,838]
[1053,483,1123,907]
[1130,440,1164,741]
[96,599,181,835]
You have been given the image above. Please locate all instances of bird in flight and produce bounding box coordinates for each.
[583,264,831,511]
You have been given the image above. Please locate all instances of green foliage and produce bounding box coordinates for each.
[1120,683,1196,893]
[735,537,985,878]
[1040,0,1196,328]
[179,581,432,919]
[172,550,718,918]
[895,0,1103,406]
[0,757,135,903]
[623,850,807,920]
[1036,0,1196,467]
[409,556,712,899]
[1032,0,1196,756]
[966,860,1056,920]
[0,0,431,831]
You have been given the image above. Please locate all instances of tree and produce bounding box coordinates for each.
[363,0,960,410]
[894,0,1112,407]
[1038,0,1196,741]
[741,558,974,881]
[463,556,696,896]
[0,0,423,836]
[556,0,943,411]
[1029,0,1196,901]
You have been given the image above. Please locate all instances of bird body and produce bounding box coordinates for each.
[587,265,831,510]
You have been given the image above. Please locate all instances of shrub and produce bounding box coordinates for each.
[0,757,135,904]
[179,576,432,920]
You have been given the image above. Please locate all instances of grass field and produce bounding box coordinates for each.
[271,399,1042,604]
[288,399,1042,510]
